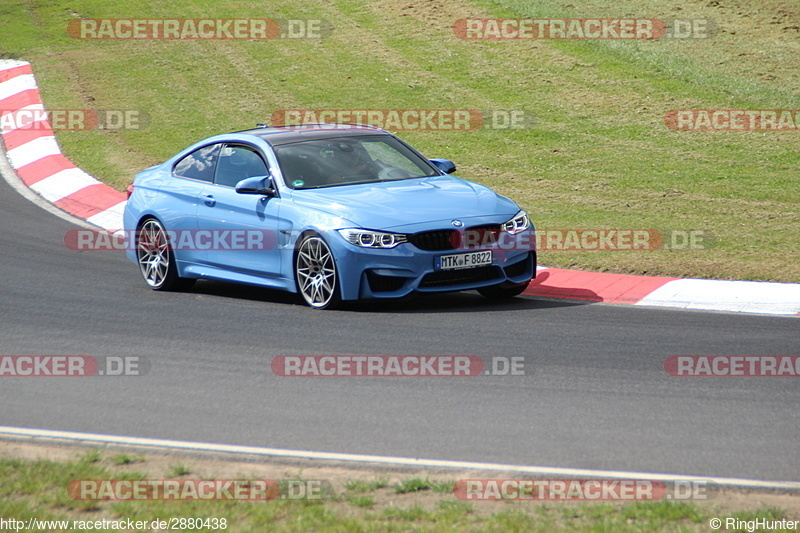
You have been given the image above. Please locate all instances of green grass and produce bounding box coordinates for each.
[346,494,375,508]
[344,477,389,493]
[394,477,433,494]
[165,462,192,477]
[392,477,455,495]
[0,451,797,532]
[110,453,144,466]
[0,0,798,281]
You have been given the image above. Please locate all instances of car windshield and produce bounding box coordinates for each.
[273,134,440,189]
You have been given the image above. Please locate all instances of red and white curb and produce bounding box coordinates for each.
[2,59,799,316]
[526,267,800,316]
[0,60,126,231]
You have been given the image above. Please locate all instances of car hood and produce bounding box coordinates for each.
[287,176,519,230]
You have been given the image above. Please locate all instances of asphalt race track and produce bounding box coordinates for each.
[1,173,798,482]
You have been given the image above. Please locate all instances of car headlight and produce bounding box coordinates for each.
[338,229,408,249]
[502,210,530,235]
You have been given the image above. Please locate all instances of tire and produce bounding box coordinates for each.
[136,218,195,291]
[295,234,341,309]
[477,280,530,299]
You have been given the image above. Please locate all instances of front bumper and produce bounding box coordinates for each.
[331,229,537,301]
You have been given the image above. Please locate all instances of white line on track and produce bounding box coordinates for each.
[1,426,797,490]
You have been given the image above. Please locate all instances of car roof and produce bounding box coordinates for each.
[236,124,391,146]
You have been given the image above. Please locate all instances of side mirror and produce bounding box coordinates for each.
[235,176,276,197]
[429,158,456,174]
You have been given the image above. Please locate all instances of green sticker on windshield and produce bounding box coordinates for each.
[292,180,305,187]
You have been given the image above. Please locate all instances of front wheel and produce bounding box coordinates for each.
[136,218,195,291]
[295,234,341,309]
[477,280,530,299]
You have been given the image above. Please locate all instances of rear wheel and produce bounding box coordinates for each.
[478,280,530,299]
[136,218,195,291]
[295,234,341,309]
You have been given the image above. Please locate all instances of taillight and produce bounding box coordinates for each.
[126,183,135,199]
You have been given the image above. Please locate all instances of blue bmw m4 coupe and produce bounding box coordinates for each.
[123,124,536,309]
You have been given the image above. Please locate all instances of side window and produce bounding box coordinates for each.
[173,144,221,182]
[214,144,269,188]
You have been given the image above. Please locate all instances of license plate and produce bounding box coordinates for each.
[436,251,492,270]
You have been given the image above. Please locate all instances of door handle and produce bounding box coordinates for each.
[203,195,216,207]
